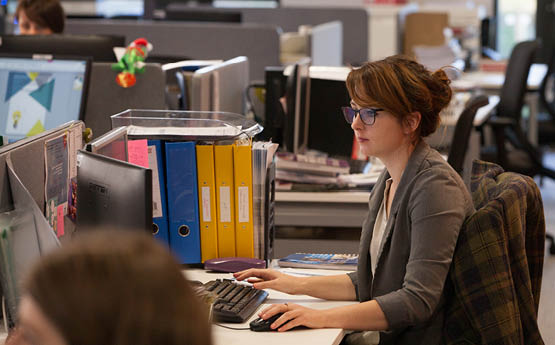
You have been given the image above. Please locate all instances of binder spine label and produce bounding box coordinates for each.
[147,145,163,218]
[238,186,249,223]
[201,186,211,222]
[219,186,231,222]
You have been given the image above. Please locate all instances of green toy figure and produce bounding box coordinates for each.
[111,38,153,88]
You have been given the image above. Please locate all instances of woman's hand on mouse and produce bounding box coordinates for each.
[259,303,329,331]
[233,269,303,295]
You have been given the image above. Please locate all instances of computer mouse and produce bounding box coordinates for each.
[249,312,285,332]
[204,257,266,273]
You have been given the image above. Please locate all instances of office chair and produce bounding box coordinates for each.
[481,40,555,181]
[447,94,489,176]
[537,54,555,254]
[444,160,546,344]
[83,63,166,138]
[537,49,555,146]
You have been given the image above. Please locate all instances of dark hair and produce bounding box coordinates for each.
[15,0,65,33]
[22,231,212,345]
[346,55,452,137]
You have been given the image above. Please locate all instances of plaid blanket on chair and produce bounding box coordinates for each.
[443,160,545,345]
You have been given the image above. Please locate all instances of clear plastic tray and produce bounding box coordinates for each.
[110,109,263,140]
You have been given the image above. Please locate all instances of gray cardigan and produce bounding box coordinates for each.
[347,141,474,345]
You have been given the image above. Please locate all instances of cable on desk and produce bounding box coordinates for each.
[214,323,250,330]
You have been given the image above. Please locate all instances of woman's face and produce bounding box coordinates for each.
[350,100,407,159]
[18,296,67,345]
[18,10,53,35]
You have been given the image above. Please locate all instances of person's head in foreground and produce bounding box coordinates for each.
[15,0,65,35]
[344,54,452,159]
[17,231,212,345]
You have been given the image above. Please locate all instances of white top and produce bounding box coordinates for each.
[370,178,392,276]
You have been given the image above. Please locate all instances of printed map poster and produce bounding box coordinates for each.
[4,71,55,138]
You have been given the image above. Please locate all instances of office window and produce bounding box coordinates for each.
[496,0,536,58]
[56,0,143,17]
[95,0,143,17]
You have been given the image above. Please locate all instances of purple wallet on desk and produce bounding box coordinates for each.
[204,257,266,273]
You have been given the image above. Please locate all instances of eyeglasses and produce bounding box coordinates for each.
[341,107,384,126]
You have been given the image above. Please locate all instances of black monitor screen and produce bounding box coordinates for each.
[0,34,125,62]
[308,78,352,158]
[165,7,241,23]
[76,150,152,233]
[0,55,90,143]
[283,58,311,154]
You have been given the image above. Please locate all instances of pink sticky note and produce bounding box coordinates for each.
[56,205,64,237]
[127,139,149,168]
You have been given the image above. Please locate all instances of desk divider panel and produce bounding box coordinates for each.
[84,63,166,138]
[65,19,280,81]
[163,5,368,65]
[0,121,85,241]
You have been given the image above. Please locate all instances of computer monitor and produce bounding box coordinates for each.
[191,56,249,114]
[190,65,213,111]
[211,56,249,114]
[148,0,213,12]
[0,34,125,62]
[76,150,153,233]
[307,77,352,158]
[260,66,286,143]
[164,6,241,22]
[0,55,91,143]
[86,126,129,162]
[283,57,311,154]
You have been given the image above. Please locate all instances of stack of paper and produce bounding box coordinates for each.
[252,141,278,259]
[275,151,351,190]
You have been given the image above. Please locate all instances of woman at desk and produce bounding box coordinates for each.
[235,56,474,345]
[15,0,65,35]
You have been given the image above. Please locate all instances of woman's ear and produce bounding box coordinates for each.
[403,112,421,135]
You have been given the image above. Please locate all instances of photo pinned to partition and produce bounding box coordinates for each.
[44,132,68,238]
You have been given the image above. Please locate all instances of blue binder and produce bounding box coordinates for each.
[147,140,169,247]
[164,141,201,264]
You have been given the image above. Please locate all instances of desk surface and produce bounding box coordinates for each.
[441,94,500,127]
[275,190,370,227]
[276,191,371,203]
[185,268,357,345]
[451,63,547,91]
[310,64,548,92]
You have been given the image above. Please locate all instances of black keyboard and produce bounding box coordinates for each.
[204,279,268,323]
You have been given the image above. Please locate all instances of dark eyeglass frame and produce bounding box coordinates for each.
[341,106,384,126]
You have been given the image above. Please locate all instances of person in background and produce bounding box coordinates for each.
[235,55,475,345]
[15,0,64,35]
[15,231,212,345]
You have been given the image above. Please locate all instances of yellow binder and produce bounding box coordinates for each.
[214,143,236,257]
[196,144,218,262]
[233,139,254,258]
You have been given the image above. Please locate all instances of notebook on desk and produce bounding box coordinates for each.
[278,253,358,271]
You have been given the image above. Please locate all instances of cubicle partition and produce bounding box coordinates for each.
[65,19,280,81]
[163,5,368,65]
[0,121,85,241]
[84,62,166,138]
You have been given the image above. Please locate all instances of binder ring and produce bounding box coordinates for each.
[178,225,190,237]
